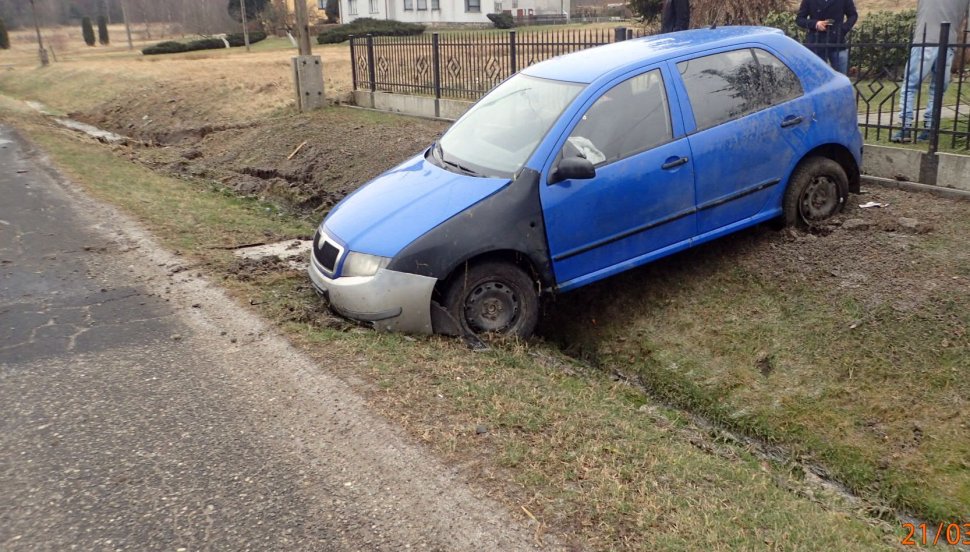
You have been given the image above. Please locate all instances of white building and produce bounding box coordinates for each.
[338,0,568,25]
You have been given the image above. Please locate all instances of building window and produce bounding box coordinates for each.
[466,0,480,11]
[417,0,427,9]
[494,1,502,10]
[370,0,379,12]
[431,0,440,8]
[349,0,358,15]
[404,0,413,9]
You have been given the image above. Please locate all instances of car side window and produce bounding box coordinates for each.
[677,49,763,130]
[562,69,672,167]
[753,48,803,105]
[678,48,804,131]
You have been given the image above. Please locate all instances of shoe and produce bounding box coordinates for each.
[916,130,930,141]
[890,130,911,143]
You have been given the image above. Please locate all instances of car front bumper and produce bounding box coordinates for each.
[308,256,436,334]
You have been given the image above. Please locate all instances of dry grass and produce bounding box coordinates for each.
[1,27,355,122]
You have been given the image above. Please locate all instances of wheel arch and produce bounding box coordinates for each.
[433,249,547,300]
[796,143,861,194]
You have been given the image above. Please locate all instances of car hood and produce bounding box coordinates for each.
[323,152,511,258]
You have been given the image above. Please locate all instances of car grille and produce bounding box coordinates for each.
[313,231,341,273]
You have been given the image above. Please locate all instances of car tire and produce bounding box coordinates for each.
[443,261,539,339]
[782,156,848,228]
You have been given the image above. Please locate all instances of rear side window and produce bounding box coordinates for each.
[563,69,672,166]
[678,48,803,131]
[753,49,803,105]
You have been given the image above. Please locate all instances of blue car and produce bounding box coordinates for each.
[309,26,863,338]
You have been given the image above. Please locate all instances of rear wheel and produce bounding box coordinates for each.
[782,156,848,228]
[443,261,539,339]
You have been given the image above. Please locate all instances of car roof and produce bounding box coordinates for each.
[522,26,790,84]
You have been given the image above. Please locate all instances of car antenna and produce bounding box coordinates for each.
[710,5,721,29]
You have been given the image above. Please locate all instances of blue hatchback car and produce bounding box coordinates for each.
[309,26,863,338]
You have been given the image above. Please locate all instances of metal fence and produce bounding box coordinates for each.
[785,21,970,153]
[350,23,970,152]
[350,27,645,101]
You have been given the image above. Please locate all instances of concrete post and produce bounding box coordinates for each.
[292,56,326,111]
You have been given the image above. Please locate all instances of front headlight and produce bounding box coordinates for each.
[341,251,391,278]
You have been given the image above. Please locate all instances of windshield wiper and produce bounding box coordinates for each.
[438,147,483,177]
[442,158,482,177]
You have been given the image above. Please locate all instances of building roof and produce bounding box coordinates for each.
[523,26,788,84]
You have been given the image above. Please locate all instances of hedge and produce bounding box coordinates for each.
[0,18,9,50]
[317,18,425,44]
[764,9,917,76]
[852,10,917,76]
[82,17,96,47]
[97,15,109,45]
[487,13,515,29]
[142,32,267,56]
[226,31,267,47]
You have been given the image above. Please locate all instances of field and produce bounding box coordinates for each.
[1,13,967,550]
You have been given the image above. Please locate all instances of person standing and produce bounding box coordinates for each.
[661,0,690,33]
[892,0,970,142]
[795,0,859,74]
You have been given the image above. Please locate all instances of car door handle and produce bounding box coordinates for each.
[781,115,804,128]
[661,156,689,170]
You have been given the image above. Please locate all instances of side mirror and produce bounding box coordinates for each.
[550,156,596,185]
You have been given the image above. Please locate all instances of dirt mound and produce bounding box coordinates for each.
[45,55,442,215]
[100,105,446,213]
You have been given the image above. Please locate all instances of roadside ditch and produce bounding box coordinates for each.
[18,98,970,544]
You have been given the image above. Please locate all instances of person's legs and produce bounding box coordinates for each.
[919,46,956,138]
[831,48,849,75]
[893,46,936,141]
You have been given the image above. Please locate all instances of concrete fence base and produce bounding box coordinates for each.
[352,91,472,121]
[351,91,969,193]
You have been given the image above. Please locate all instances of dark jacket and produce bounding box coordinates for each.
[661,0,690,33]
[796,0,859,49]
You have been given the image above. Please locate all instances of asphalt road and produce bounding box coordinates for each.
[0,125,543,551]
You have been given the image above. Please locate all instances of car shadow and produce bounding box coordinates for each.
[537,222,782,357]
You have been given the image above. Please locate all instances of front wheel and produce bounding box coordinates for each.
[443,261,539,339]
[782,156,848,228]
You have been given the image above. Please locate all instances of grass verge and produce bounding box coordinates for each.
[4,113,904,550]
[541,208,970,522]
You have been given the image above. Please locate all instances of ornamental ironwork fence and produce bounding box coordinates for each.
[350,27,645,101]
[350,23,970,153]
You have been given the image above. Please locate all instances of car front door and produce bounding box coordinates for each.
[673,47,810,238]
[540,67,696,291]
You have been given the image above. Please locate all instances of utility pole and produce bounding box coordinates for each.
[293,0,312,55]
[239,0,251,52]
[291,0,326,111]
[121,0,133,50]
[28,0,49,66]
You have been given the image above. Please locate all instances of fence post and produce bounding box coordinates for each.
[509,30,517,74]
[366,34,376,93]
[432,33,442,99]
[432,32,442,117]
[614,27,627,42]
[349,35,358,91]
[927,22,950,156]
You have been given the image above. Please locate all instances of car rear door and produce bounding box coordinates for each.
[540,66,696,291]
[672,46,811,239]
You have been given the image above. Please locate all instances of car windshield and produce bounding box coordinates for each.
[437,74,584,178]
